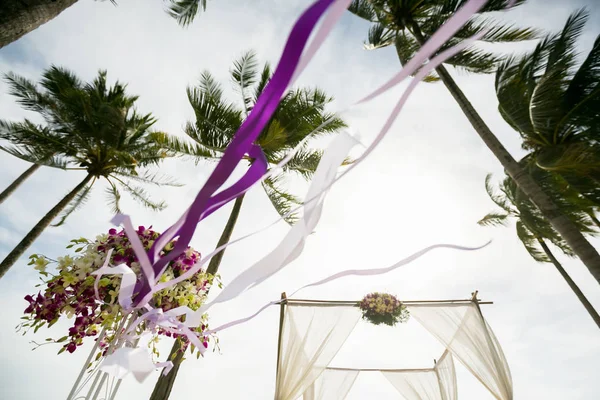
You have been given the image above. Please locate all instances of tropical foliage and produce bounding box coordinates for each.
[496,9,600,213]
[0,67,180,277]
[348,0,538,78]
[177,50,346,224]
[479,173,600,327]
[347,1,600,281]
[165,0,208,26]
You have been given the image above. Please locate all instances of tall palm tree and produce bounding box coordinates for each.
[148,50,346,400]
[479,173,600,328]
[496,9,600,221]
[0,66,180,279]
[348,0,600,282]
[0,0,207,50]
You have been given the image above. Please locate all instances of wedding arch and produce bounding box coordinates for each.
[274,292,512,400]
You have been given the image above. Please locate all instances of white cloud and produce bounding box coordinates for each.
[0,0,599,399]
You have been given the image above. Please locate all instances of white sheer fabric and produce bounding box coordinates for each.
[305,368,360,400]
[435,351,458,400]
[275,304,360,400]
[381,351,456,400]
[383,369,442,400]
[409,303,513,400]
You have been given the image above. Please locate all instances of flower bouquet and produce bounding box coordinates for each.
[19,226,218,363]
[358,292,410,326]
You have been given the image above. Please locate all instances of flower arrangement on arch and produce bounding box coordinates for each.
[18,226,219,362]
[358,292,410,326]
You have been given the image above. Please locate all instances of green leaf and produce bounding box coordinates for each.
[365,23,395,50]
[230,50,259,115]
[52,178,95,227]
[478,212,509,227]
[165,0,207,27]
[348,0,376,22]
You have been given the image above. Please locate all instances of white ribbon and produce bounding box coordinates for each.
[100,333,174,382]
[91,249,135,311]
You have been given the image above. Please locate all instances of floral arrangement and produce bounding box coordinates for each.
[18,226,219,361]
[358,292,410,326]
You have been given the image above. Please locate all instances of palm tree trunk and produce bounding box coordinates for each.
[537,239,600,329]
[149,193,246,400]
[0,173,92,279]
[407,21,600,285]
[0,0,78,49]
[0,163,40,205]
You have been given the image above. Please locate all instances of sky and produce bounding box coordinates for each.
[0,0,599,399]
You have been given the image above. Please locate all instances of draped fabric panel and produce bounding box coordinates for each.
[275,304,360,400]
[435,351,458,400]
[409,303,513,400]
[305,368,360,400]
[382,369,443,400]
[275,300,512,400]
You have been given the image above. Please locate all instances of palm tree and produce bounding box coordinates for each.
[348,0,600,283]
[0,0,207,50]
[479,173,600,329]
[496,9,600,223]
[148,50,346,400]
[0,66,180,279]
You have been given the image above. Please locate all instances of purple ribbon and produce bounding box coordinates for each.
[131,0,339,306]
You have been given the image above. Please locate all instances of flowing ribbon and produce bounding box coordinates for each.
[136,0,344,307]
[200,241,491,338]
[98,0,520,380]
[127,0,494,311]
[133,12,492,315]
[100,333,174,382]
[91,249,135,311]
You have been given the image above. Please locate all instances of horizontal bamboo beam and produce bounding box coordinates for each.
[281,298,493,306]
[327,367,435,373]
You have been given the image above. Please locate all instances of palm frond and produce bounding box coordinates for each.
[365,23,395,50]
[444,46,501,74]
[115,179,167,211]
[52,179,95,227]
[478,212,509,227]
[105,180,123,215]
[0,144,69,168]
[186,76,243,148]
[150,130,219,160]
[253,63,272,102]
[348,0,377,22]
[394,32,439,82]
[3,72,55,115]
[262,174,302,225]
[166,0,207,27]
[113,170,183,187]
[545,8,588,73]
[454,16,540,43]
[230,50,259,115]
[282,148,323,180]
[484,174,514,213]
[479,0,528,12]
[516,220,549,262]
[559,35,600,139]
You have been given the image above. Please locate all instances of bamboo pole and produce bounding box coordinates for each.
[275,292,287,392]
